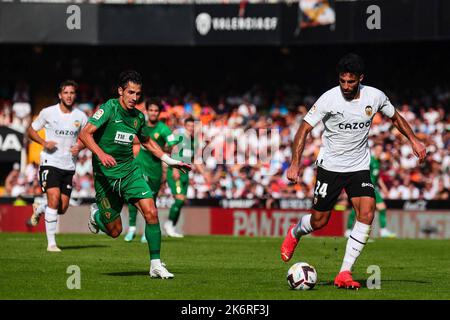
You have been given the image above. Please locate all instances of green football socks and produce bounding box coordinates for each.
[169,199,185,225]
[145,223,161,260]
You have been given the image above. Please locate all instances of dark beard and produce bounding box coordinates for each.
[341,86,359,101]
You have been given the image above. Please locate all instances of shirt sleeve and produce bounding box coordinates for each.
[162,126,181,147]
[303,93,329,127]
[88,104,111,128]
[378,92,396,118]
[31,108,48,131]
[138,125,151,142]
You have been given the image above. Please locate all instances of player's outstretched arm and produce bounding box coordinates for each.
[389,110,427,163]
[287,120,314,183]
[141,137,192,173]
[79,123,116,167]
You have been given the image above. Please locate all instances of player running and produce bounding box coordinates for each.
[27,80,87,252]
[345,143,396,238]
[79,71,191,279]
[281,53,426,289]
[124,99,180,243]
[165,117,206,238]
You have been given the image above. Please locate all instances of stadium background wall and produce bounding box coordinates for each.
[1,1,450,45]
[1,203,450,239]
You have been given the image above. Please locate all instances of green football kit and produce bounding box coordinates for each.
[88,98,162,259]
[128,121,179,229]
[167,132,194,226]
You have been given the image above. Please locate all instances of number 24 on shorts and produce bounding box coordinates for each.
[314,180,328,198]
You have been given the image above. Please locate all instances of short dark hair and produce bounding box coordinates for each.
[336,53,365,76]
[146,97,161,111]
[58,80,78,93]
[184,116,195,125]
[118,70,142,89]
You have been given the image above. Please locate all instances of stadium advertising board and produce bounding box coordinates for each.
[1,205,450,239]
[194,4,281,45]
[0,127,23,163]
[1,1,450,45]
[210,208,343,237]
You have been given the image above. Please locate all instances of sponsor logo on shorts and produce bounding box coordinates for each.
[142,191,149,196]
[114,131,135,145]
[314,196,318,204]
[92,109,104,120]
[361,182,374,188]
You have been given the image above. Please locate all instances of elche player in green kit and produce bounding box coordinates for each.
[124,99,180,243]
[165,117,206,237]
[79,71,191,279]
[346,143,396,238]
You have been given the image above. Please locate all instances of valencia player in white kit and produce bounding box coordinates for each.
[281,54,426,289]
[27,80,87,252]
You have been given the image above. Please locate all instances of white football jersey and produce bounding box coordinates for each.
[31,104,88,171]
[303,85,395,172]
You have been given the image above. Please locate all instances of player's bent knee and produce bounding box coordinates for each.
[358,211,375,224]
[144,212,159,224]
[142,206,158,224]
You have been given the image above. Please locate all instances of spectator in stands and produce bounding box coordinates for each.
[11,81,32,132]
[0,101,12,126]
[4,162,20,196]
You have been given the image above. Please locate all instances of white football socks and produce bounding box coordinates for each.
[128,226,136,234]
[35,197,47,216]
[292,214,314,239]
[45,207,58,247]
[340,221,371,272]
[151,259,162,268]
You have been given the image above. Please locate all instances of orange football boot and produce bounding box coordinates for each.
[280,224,299,262]
[334,271,361,290]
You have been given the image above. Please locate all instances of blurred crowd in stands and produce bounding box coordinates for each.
[1,80,449,201]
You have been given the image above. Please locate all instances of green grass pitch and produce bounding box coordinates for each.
[1,233,449,300]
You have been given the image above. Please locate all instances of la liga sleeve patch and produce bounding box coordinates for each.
[92,109,104,120]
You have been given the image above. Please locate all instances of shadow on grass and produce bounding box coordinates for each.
[104,270,184,277]
[319,279,432,287]
[58,245,109,250]
[103,271,149,276]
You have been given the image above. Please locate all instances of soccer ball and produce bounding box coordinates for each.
[286,262,317,290]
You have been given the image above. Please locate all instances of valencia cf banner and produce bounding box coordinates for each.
[0,127,24,163]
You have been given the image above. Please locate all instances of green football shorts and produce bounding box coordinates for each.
[94,166,153,224]
[167,168,189,196]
